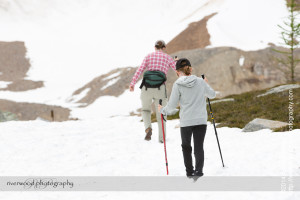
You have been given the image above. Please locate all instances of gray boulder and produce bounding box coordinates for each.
[257,84,300,97]
[243,118,288,132]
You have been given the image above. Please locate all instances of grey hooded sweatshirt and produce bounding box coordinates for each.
[160,75,216,127]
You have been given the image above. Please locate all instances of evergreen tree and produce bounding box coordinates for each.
[274,0,300,83]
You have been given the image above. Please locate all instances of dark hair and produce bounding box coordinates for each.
[177,66,192,76]
[176,58,191,70]
[155,40,166,49]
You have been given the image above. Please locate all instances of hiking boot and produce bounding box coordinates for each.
[186,172,195,179]
[145,128,152,141]
[194,171,204,177]
[193,171,204,181]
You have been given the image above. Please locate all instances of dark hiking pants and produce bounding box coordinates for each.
[180,124,207,174]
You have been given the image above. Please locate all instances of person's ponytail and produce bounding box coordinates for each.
[183,66,192,75]
[178,66,192,76]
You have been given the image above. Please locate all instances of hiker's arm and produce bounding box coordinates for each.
[160,84,179,115]
[130,56,148,87]
[169,55,178,71]
[204,80,216,99]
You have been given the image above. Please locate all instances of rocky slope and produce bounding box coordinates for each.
[165,46,300,97]
[0,41,43,91]
[70,67,137,107]
[165,13,217,54]
[0,41,71,121]
[0,99,71,122]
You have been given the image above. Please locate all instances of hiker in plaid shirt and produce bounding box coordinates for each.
[129,40,177,143]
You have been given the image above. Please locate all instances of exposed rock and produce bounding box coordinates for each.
[0,79,44,92]
[0,41,43,91]
[71,67,137,107]
[257,84,300,97]
[0,99,71,121]
[243,118,289,132]
[166,46,300,98]
[165,13,217,54]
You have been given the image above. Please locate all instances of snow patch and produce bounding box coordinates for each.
[72,80,142,119]
[101,77,121,90]
[0,81,11,89]
[207,0,289,50]
[102,71,121,81]
[239,55,245,66]
[67,88,90,103]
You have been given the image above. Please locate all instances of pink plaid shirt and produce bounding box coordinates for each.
[130,50,176,86]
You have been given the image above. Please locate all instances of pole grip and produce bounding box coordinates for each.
[201,74,205,79]
[159,99,162,105]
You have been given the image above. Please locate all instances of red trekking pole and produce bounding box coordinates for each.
[159,99,169,175]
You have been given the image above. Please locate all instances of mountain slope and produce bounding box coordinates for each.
[166,13,217,54]
[0,0,290,107]
[0,41,43,91]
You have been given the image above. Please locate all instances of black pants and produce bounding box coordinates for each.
[180,124,207,174]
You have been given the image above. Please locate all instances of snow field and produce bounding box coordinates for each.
[0,117,299,176]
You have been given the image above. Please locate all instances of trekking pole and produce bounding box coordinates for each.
[201,74,225,168]
[159,99,169,175]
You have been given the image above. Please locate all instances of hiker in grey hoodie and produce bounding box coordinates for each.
[158,58,216,178]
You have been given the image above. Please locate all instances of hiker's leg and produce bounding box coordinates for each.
[193,125,207,174]
[140,87,153,130]
[180,126,194,175]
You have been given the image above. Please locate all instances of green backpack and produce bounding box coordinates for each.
[139,70,167,90]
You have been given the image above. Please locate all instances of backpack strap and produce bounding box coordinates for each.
[139,78,148,90]
[139,78,145,89]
